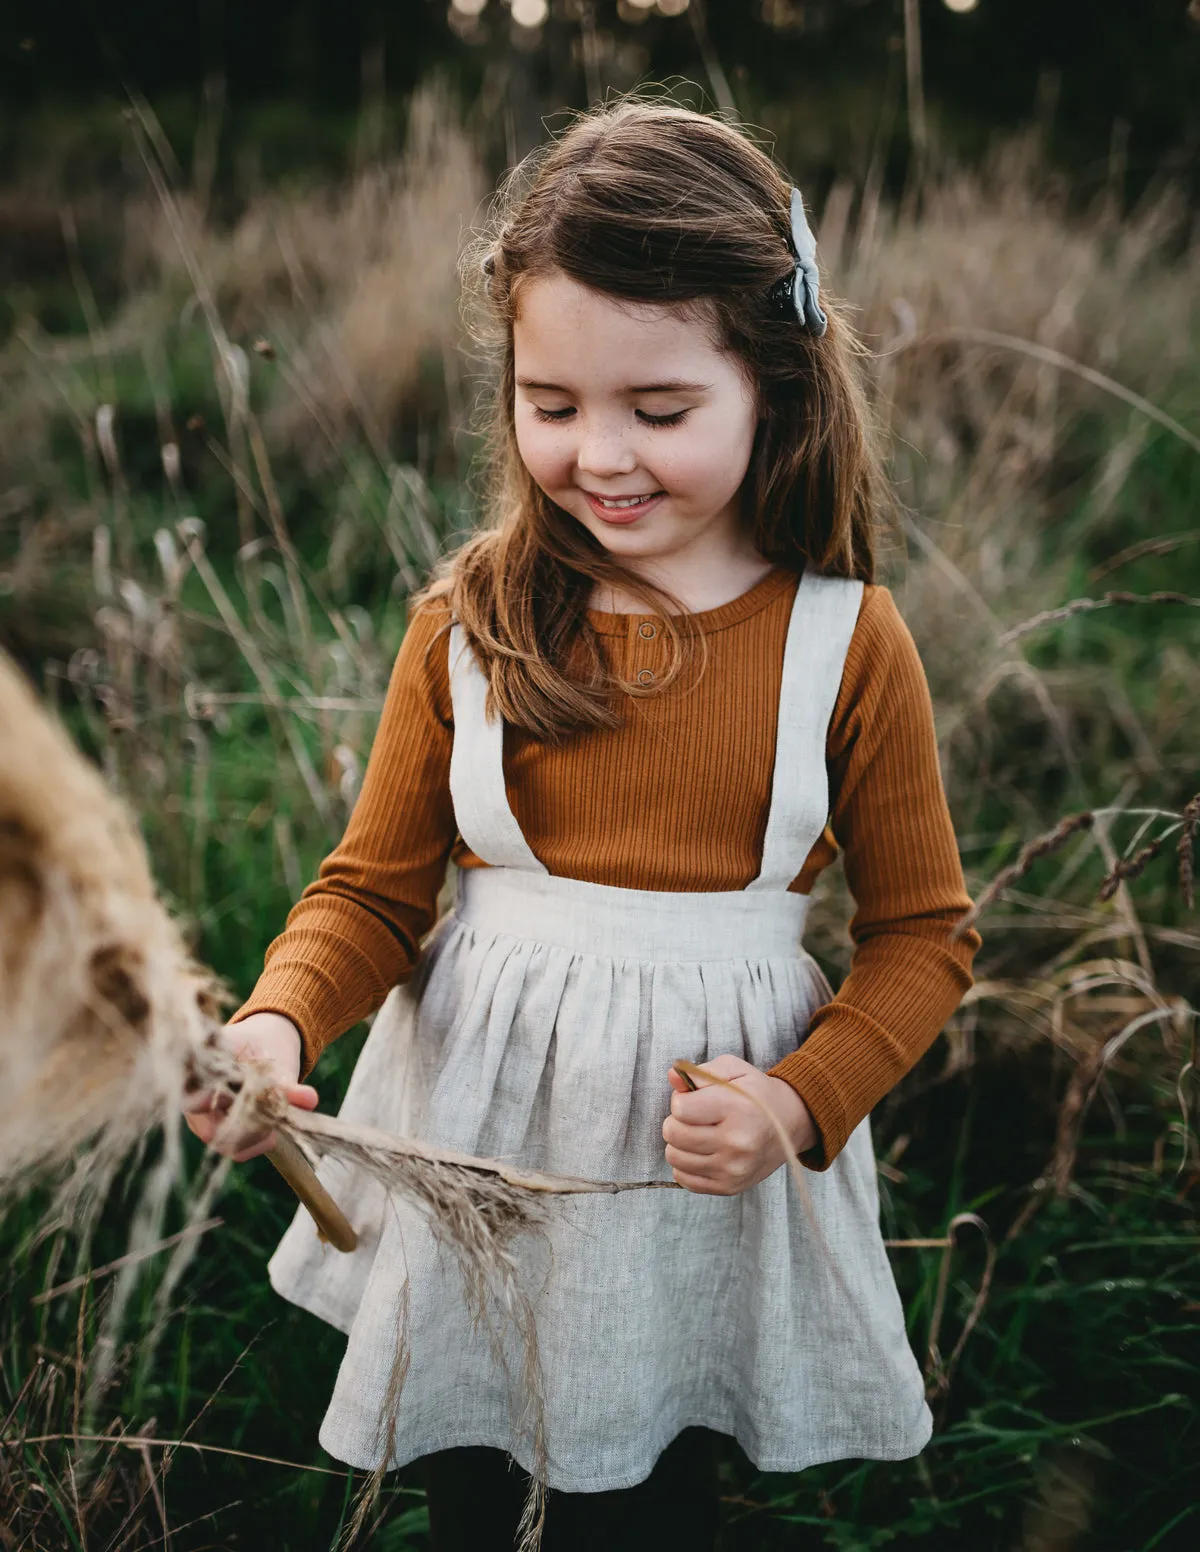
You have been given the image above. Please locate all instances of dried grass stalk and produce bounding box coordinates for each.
[954,811,1095,938]
[998,590,1200,647]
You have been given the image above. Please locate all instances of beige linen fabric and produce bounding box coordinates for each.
[268,568,932,1490]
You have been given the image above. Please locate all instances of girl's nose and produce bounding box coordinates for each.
[575,427,638,479]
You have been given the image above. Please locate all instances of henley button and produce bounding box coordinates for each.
[638,621,657,639]
[637,668,655,686]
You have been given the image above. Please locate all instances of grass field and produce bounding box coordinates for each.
[1,93,1198,1549]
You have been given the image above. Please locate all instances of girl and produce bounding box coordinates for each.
[187,100,980,1548]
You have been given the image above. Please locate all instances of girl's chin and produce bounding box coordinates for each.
[575,511,674,554]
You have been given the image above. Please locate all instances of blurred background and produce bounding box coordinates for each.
[1,3,1198,1549]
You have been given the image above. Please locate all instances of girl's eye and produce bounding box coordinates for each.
[529,406,690,427]
[637,409,689,427]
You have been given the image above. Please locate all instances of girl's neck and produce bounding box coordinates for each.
[589,544,777,617]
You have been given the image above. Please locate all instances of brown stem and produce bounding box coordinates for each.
[266,1132,358,1252]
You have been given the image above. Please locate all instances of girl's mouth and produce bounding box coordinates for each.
[581,490,666,525]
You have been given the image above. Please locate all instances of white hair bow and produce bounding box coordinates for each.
[788,187,828,337]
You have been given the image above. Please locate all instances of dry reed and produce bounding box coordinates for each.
[0,649,220,1200]
[953,812,1096,939]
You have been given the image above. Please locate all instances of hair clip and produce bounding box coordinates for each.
[786,188,827,337]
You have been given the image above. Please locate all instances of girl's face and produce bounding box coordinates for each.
[513,271,760,572]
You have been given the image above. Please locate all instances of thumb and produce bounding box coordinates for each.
[678,1054,754,1089]
[670,1059,726,1091]
[281,1083,319,1111]
[667,1065,694,1095]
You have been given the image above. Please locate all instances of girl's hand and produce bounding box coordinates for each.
[662,1055,817,1195]
[182,1012,318,1163]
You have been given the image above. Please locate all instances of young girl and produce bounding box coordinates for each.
[187,100,980,1548]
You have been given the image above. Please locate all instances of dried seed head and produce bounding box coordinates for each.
[1098,836,1165,903]
[955,811,1095,938]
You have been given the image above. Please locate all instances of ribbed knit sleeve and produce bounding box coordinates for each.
[230,602,457,1076]
[766,587,980,1167]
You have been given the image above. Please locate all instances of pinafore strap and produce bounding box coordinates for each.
[747,569,864,891]
[447,567,863,890]
[448,628,548,873]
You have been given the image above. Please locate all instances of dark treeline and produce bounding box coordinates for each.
[1,1,1198,194]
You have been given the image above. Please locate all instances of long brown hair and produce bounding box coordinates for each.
[424,98,892,744]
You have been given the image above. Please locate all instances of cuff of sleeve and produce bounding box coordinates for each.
[230,981,327,1080]
[767,1047,849,1172]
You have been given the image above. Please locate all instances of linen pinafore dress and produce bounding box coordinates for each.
[268,568,932,1491]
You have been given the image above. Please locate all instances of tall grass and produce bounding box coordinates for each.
[1,93,1198,1549]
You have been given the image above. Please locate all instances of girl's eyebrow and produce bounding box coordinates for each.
[516,377,712,394]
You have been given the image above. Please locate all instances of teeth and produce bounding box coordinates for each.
[596,494,654,509]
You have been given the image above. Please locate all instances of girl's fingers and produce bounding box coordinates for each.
[184,1111,219,1143]
[184,1079,315,1123]
[185,1112,268,1156]
[670,1166,734,1197]
[211,1115,276,1160]
[186,1080,318,1160]
[664,1143,722,1176]
[669,1084,740,1125]
[661,1114,721,1153]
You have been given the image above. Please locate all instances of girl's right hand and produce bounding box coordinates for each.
[183,1011,319,1162]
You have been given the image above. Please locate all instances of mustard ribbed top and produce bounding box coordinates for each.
[234,567,980,1167]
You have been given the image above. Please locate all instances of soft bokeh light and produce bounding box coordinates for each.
[511,0,549,27]
[658,0,692,16]
[450,0,489,16]
[761,0,805,27]
[943,0,980,13]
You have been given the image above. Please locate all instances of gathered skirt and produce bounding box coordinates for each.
[268,867,932,1491]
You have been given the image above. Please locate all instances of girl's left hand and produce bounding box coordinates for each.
[662,1055,818,1195]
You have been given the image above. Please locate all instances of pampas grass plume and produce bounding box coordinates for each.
[0,648,223,1196]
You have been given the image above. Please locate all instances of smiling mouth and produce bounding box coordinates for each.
[585,491,663,510]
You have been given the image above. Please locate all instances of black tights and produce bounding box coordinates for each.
[421,1428,721,1551]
